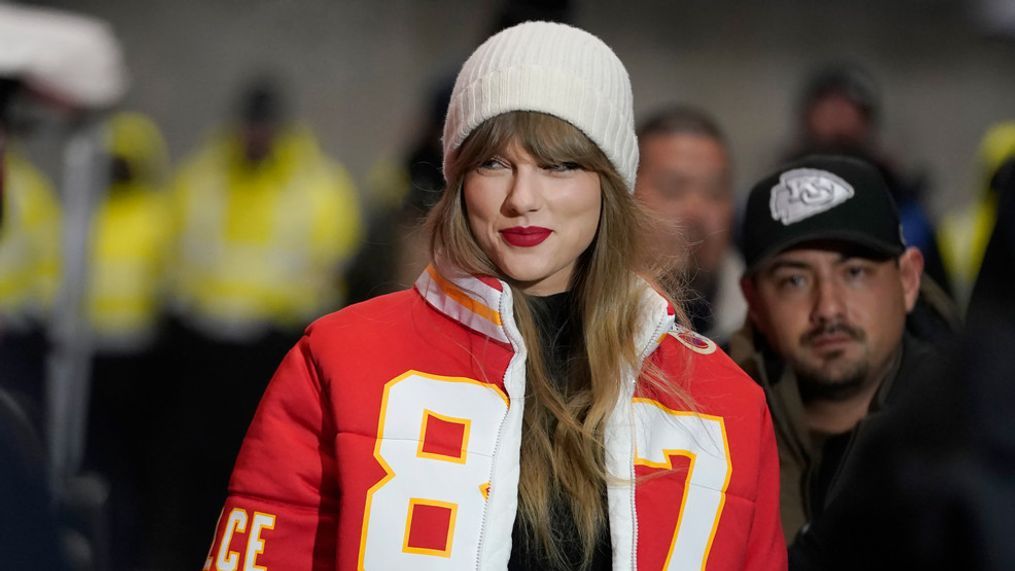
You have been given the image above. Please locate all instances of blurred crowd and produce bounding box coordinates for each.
[1,1,1014,570]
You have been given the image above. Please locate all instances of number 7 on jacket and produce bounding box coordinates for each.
[632,398,732,571]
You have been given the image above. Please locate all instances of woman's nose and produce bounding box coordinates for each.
[502,168,542,215]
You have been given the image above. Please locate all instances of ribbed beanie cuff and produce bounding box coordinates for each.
[443,21,638,192]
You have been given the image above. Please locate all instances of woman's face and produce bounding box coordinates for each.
[463,140,602,296]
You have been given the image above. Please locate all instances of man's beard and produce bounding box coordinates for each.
[793,321,870,402]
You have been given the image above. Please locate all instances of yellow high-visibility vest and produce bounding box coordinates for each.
[88,182,171,349]
[0,150,60,331]
[86,112,173,350]
[169,126,363,340]
[939,121,1015,307]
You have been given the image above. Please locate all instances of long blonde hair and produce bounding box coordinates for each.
[427,111,688,569]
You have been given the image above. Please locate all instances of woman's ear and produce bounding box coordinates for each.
[898,246,924,312]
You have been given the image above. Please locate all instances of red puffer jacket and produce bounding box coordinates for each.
[204,265,786,570]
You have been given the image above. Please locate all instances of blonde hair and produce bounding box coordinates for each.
[427,111,688,569]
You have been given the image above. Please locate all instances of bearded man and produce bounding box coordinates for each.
[730,155,948,544]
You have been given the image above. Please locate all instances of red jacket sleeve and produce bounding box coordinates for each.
[745,404,788,570]
[203,336,337,571]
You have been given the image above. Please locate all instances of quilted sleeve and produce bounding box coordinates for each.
[203,336,338,571]
[745,403,789,570]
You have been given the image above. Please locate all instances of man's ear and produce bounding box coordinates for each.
[898,246,924,312]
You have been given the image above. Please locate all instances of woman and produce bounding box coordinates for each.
[204,21,785,570]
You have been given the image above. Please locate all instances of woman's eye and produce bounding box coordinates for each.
[477,158,507,171]
[544,161,582,172]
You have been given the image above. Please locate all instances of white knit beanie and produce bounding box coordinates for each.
[443,21,639,192]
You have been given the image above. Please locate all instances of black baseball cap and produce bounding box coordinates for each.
[741,155,906,273]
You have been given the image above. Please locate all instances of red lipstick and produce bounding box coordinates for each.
[500,226,552,247]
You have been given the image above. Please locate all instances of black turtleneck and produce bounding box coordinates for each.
[507,291,613,571]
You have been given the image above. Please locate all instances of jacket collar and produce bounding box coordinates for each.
[415,263,514,345]
[414,263,675,364]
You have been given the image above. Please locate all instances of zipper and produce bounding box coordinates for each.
[475,350,523,567]
[474,297,527,570]
[629,440,639,570]
[627,309,671,569]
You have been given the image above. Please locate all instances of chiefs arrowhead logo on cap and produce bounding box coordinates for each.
[769,168,855,225]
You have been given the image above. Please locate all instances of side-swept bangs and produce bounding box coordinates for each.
[449,111,613,181]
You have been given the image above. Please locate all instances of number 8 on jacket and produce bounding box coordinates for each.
[358,371,510,569]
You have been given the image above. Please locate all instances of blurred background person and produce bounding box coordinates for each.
[167,76,364,339]
[153,76,364,569]
[387,80,453,288]
[939,121,1015,308]
[0,83,61,430]
[783,63,952,294]
[634,105,746,344]
[0,68,68,571]
[82,111,172,570]
[730,156,956,547]
[349,78,452,302]
[0,73,62,433]
[966,154,1015,326]
[86,112,171,354]
[2,4,128,568]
